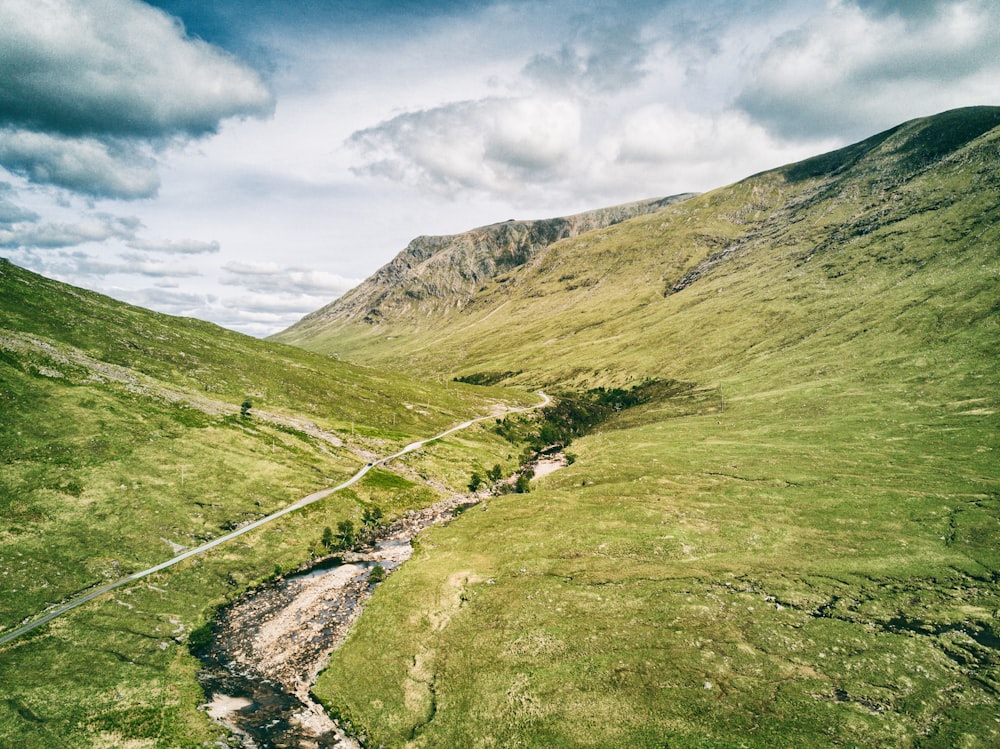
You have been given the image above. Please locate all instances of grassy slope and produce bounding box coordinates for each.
[273,195,695,345]
[312,108,1000,747]
[0,260,532,748]
[285,108,999,393]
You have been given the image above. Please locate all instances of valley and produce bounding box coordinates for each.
[300,107,1000,748]
[1,106,998,748]
[0,259,537,747]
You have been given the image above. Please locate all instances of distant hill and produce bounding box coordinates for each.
[277,106,1000,393]
[299,107,1000,748]
[273,194,693,344]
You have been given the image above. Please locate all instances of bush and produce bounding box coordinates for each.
[187,621,215,656]
[468,471,484,492]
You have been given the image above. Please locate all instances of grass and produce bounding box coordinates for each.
[309,109,1000,747]
[0,259,533,747]
[317,381,999,748]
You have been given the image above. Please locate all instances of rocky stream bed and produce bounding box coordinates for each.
[196,494,481,748]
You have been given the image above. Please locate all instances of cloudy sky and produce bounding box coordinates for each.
[1,0,997,336]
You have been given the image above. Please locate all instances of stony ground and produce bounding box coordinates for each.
[203,490,488,748]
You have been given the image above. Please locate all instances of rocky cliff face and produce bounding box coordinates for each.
[281,195,693,332]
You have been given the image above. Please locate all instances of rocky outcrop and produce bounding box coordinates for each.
[279,194,693,334]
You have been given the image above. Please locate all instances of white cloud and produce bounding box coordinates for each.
[348,95,829,206]
[615,108,769,164]
[0,0,273,198]
[115,252,203,278]
[127,237,220,255]
[522,15,651,94]
[0,193,39,225]
[222,261,360,298]
[349,97,585,200]
[737,0,1000,139]
[5,247,201,279]
[0,0,273,138]
[214,261,364,335]
[0,129,161,199]
[116,286,216,319]
[607,106,835,188]
[0,215,137,249]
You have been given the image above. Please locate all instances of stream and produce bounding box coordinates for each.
[196,495,479,748]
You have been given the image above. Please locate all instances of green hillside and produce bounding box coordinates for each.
[0,260,532,748]
[280,107,1000,394]
[2,105,997,748]
[274,194,693,344]
[305,108,1000,747]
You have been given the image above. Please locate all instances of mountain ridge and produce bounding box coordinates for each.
[276,106,1000,390]
[309,106,1000,748]
[274,193,694,340]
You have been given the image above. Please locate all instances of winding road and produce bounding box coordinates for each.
[0,391,549,648]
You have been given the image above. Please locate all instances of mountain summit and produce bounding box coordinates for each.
[305,107,1000,748]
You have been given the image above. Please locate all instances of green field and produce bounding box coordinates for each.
[0,260,532,748]
[318,380,998,747]
[306,109,1000,747]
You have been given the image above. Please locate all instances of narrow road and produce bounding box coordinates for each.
[0,391,550,648]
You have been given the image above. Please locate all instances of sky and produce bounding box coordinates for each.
[1,0,997,337]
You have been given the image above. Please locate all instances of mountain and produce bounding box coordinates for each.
[273,194,692,347]
[3,106,998,749]
[300,107,1000,748]
[278,106,1000,392]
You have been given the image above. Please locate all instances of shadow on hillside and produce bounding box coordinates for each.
[781,106,1000,183]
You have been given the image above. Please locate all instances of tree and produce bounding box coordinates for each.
[335,519,355,550]
[487,464,504,482]
[515,472,532,493]
[358,505,385,546]
[368,564,386,584]
[321,526,335,550]
[240,398,252,418]
[362,505,384,529]
[468,471,484,492]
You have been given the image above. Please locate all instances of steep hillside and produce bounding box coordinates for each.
[0,260,533,748]
[274,194,692,344]
[309,108,1000,748]
[281,106,1000,394]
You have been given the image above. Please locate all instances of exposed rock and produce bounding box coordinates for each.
[198,491,482,748]
[277,194,694,337]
